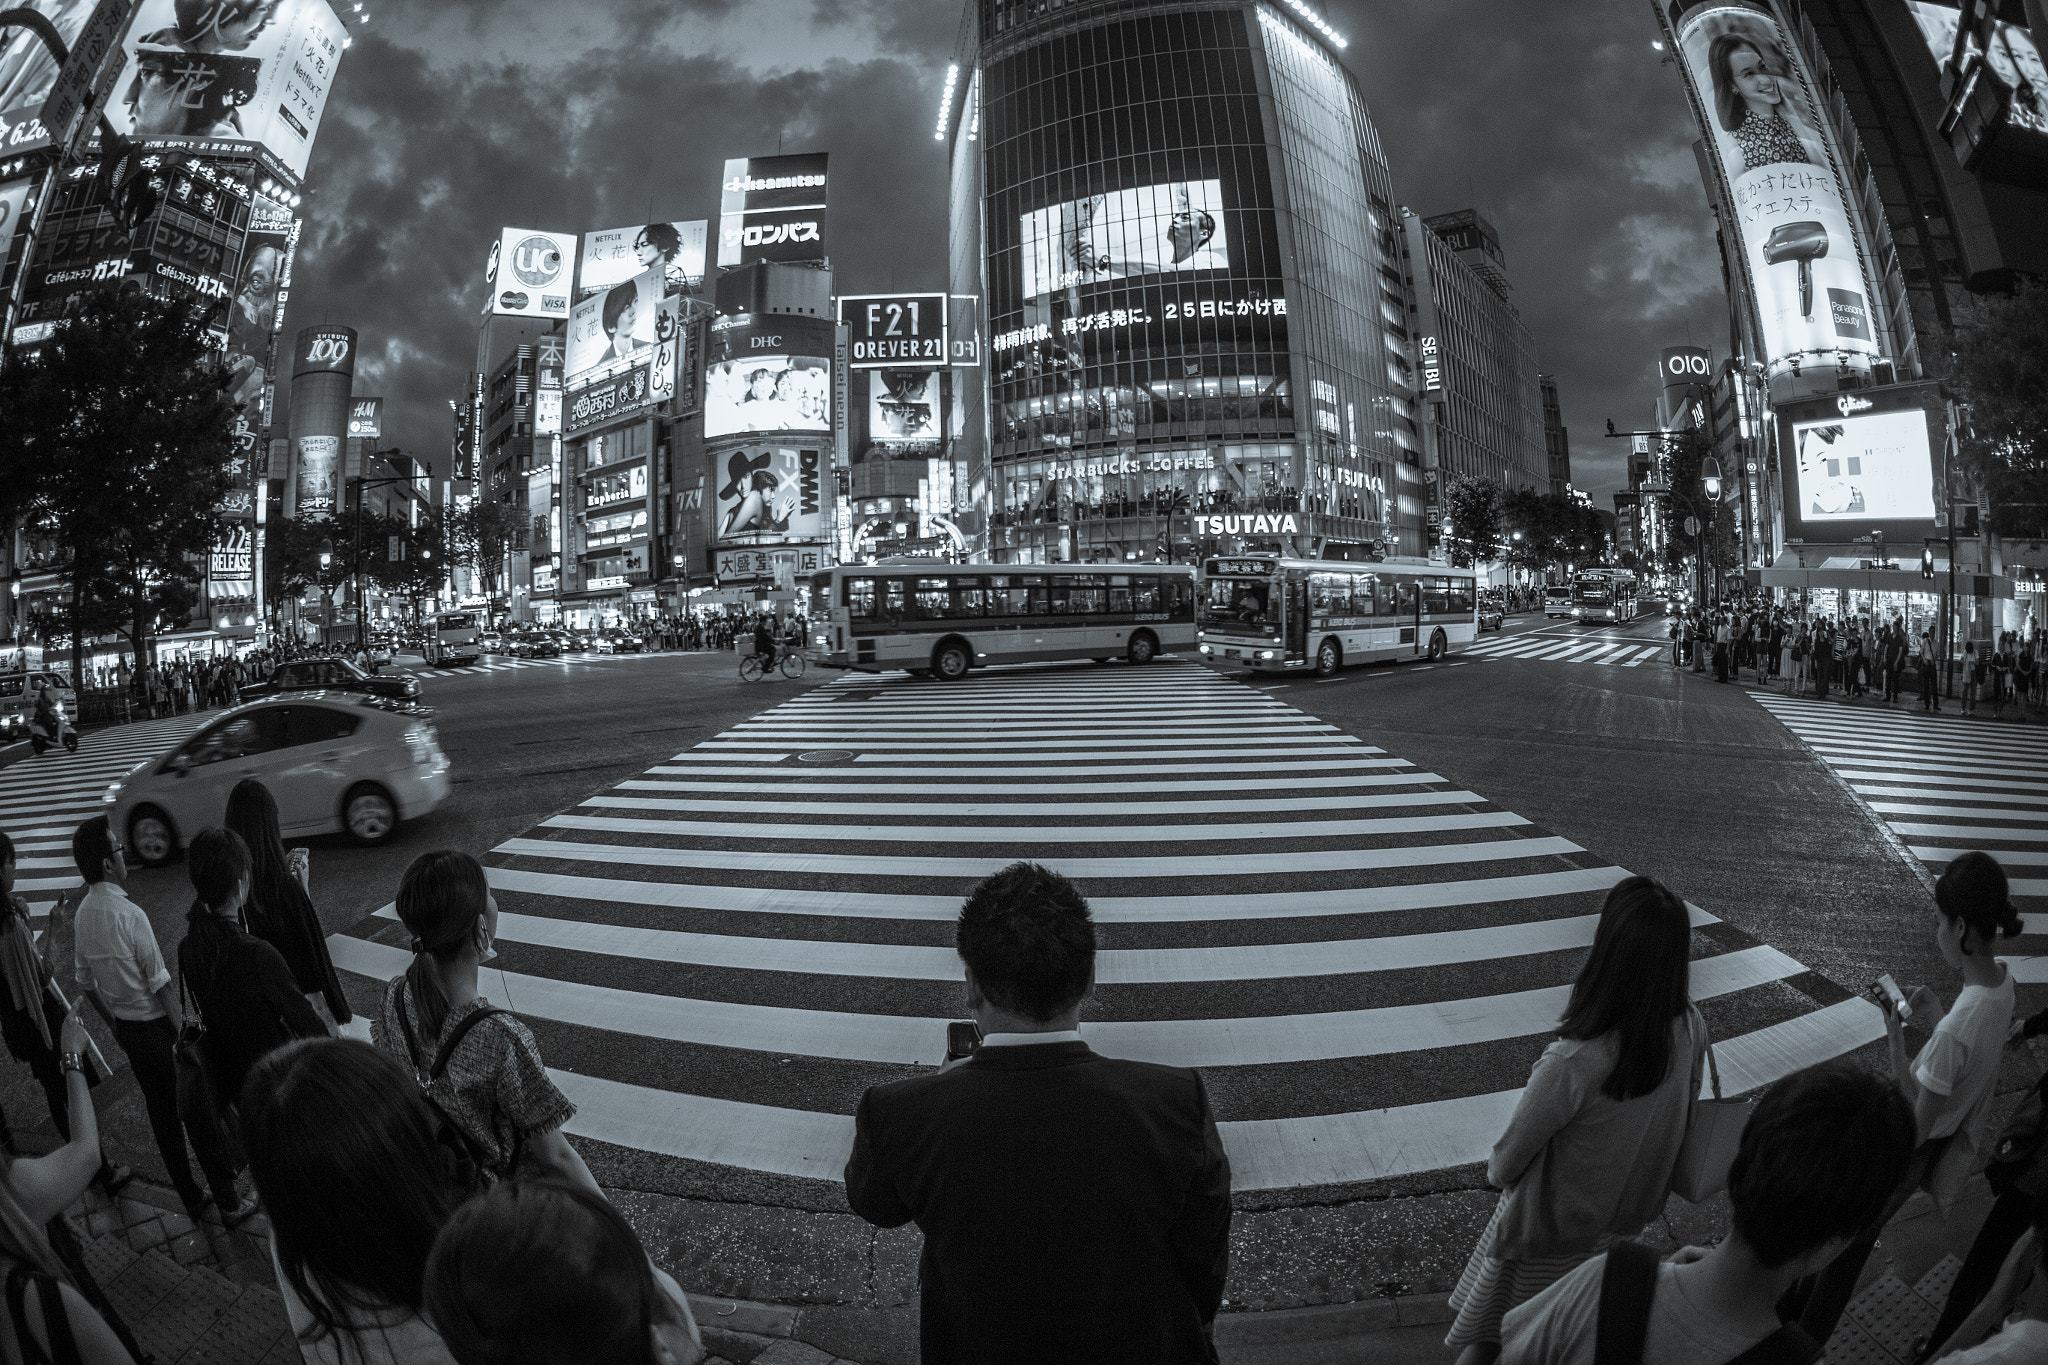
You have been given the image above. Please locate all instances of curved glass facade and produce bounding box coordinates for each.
[961,0,1420,563]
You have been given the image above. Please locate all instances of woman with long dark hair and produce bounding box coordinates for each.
[241,1038,463,1364]
[371,851,598,1197]
[424,1179,702,1365]
[1445,876,1705,1364]
[225,779,350,1027]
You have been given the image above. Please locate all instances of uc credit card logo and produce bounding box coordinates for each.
[511,236,563,288]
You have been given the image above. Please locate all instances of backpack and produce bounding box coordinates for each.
[1595,1240,1819,1365]
[394,984,526,1193]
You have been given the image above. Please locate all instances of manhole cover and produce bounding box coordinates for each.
[797,750,856,764]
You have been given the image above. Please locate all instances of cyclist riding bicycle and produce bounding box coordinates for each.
[753,616,778,672]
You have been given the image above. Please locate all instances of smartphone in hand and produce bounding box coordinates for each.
[944,1020,982,1063]
[1867,973,1913,1021]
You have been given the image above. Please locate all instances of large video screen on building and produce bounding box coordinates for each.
[1789,408,1936,523]
[565,264,661,384]
[1019,180,1229,299]
[0,0,93,119]
[714,446,824,544]
[1906,2,2048,140]
[578,220,707,300]
[869,369,941,445]
[1669,5,1881,384]
[703,354,830,437]
[104,0,349,181]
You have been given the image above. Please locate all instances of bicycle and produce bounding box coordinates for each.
[739,649,807,682]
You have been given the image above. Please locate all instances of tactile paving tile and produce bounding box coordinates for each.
[129,1263,240,1363]
[168,1286,293,1365]
[1840,1270,1941,1363]
[101,1249,188,1326]
[1914,1254,1963,1313]
[1825,1316,1894,1365]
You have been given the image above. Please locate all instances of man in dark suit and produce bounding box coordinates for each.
[844,862,1233,1364]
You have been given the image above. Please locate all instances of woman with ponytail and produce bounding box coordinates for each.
[371,852,598,1197]
[225,780,351,1028]
[1787,850,2022,1347]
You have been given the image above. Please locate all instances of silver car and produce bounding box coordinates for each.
[106,694,452,866]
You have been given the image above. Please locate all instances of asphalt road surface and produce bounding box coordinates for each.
[3,616,2029,1311]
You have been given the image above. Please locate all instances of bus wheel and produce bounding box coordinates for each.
[1315,639,1341,677]
[1127,632,1157,666]
[1427,629,1447,662]
[932,641,972,682]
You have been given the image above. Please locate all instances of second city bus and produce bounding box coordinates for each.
[807,562,1196,680]
[1196,556,1478,675]
[1572,568,1639,624]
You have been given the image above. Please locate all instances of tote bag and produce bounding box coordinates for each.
[1670,1017,1750,1204]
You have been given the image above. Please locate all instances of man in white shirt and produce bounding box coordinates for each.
[70,816,246,1221]
[1500,1060,1915,1365]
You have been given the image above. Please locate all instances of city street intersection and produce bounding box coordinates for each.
[1,614,2035,1350]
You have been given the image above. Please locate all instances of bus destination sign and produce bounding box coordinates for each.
[1207,559,1275,577]
[839,293,948,369]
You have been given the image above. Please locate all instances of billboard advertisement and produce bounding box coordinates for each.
[704,353,830,437]
[1020,180,1229,299]
[1776,383,1947,541]
[578,220,706,300]
[292,324,354,377]
[869,369,941,445]
[225,193,291,412]
[563,364,651,437]
[839,292,947,368]
[714,445,824,543]
[347,396,382,438]
[484,227,575,319]
[1659,345,1712,419]
[1906,2,2048,141]
[716,152,829,267]
[565,264,661,383]
[1665,3,1880,393]
[648,294,682,406]
[0,179,31,293]
[295,433,338,515]
[104,0,348,181]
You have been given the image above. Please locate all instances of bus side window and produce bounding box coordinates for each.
[956,578,987,617]
[1108,576,1132,614]
[1309,573,1335,616]
[883,580,909,623]
[1422,578,1450,615]
[985,576,1016,616]
[1068,576,1106,614]
[1354,576,1375,617]
[1395,580,1418,617]
[1447,581,1474,614]
[1022,575,1051,615]
[917,578,953,619]
[847,578,877,619]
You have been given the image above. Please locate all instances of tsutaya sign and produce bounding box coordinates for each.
[1194,513,1299,535]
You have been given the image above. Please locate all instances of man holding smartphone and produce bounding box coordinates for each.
[844,861,1233,1364]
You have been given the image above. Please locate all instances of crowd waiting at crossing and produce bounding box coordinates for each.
[0,815,2038,1363]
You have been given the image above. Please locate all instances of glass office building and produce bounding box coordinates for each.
[952,0,1423,563]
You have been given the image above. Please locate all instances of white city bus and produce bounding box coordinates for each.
[1572,568,1639,624]
[807,562,1196,680]
[1196,556,1478,676]
[425,611,483,667]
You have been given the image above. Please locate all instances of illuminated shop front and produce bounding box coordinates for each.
[950,0,1421,563]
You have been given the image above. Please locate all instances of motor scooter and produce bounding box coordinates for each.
[28,707,78,756]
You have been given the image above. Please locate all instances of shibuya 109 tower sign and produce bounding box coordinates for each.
[1657,0,1886,402]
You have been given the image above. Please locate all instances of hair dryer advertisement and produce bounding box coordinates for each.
[1671,3,1880,390]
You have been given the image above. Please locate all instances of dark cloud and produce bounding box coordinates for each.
[286,0,1721,503]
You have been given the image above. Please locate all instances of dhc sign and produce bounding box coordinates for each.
[1194,514,1299,535]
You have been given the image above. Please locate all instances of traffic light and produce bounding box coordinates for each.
[1921,547,1935,580]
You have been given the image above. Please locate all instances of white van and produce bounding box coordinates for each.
[0,670,77,745]
[1544,585,1574,618]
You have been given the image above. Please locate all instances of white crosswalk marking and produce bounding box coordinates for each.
[304,662,1877,1194]
[1752,692,2048,912]
[0,712,216,915]
[1464,630,1678,672]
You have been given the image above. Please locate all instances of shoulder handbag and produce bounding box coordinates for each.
[173,966,245,1174]
[5,1261,85,1365]
[1670,1013,1751,1204]
[395,985,526,1191]
[1596,1239,1820,1365]
[1985,1069,2048,1200]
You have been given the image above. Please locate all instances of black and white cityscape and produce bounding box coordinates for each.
[1,1,2047,1362]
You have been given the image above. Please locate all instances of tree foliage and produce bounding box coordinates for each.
[1443,474,1504,568]
[0,290,236,678]
[1500,488,1608,575]
[1948,279,2048,537]
[449,497,523,595]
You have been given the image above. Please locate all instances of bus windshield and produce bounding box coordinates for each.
[1574,579,1611,602]
[437,614,475,631]
[1201,577,1278,635]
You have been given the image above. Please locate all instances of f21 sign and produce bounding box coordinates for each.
[839,293,947,369]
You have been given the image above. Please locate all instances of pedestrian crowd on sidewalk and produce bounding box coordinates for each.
[1670,603,2047,718]
[0,827,2043,1362]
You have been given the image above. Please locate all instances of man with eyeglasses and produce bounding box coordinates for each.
[70,816,248,1223]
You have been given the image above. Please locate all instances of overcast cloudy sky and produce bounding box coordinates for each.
[283,0,1728,502]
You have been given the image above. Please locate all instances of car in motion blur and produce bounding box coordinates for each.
[238,656,420,704]
[106,694,451,864]
[595,630,644,654]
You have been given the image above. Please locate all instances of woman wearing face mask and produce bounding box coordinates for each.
[425,1179,704,1365]
[372,851,601,1197]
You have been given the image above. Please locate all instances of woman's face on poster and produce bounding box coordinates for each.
[1728,43,1783,113]
[748,370,777,400]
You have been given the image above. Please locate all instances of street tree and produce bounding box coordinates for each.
[1948,279,2048,536]
[1443,474,1504,569]
[1501,488,1606,578]
[449,497,523,597]
[0,290,236,681]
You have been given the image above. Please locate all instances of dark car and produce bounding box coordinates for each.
[237,657,421,704]
[1478,596,1506,631]
[512,632,559,659]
